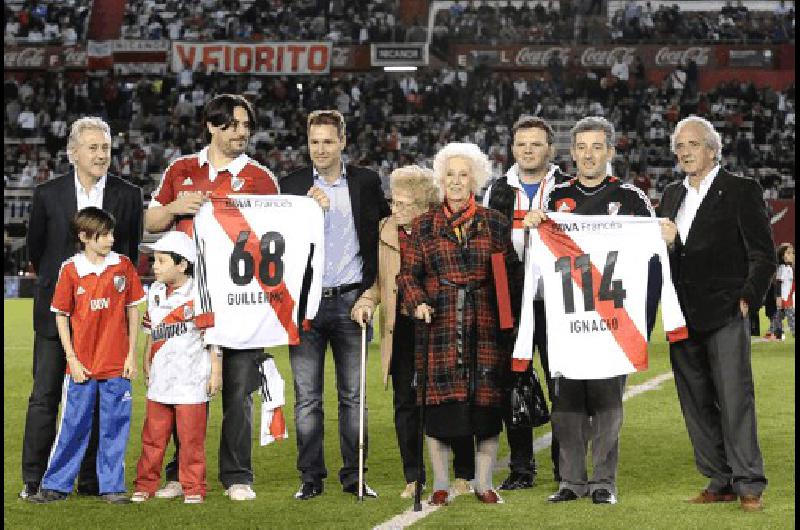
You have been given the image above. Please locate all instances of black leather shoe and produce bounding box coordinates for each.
[548,489,580,503]
[343,482,378,498]
[19,482,39,499]
[499,472,535,490]
[591,489,617,505]
[294,482,323,500]
[27,489,68,504]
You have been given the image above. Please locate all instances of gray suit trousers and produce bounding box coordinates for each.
[669,315,767,497]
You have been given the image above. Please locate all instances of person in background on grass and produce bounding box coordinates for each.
[659,115,775,512]
[351,165,476,499]
[397,142,520,506]
[770,243,795,340]
[131,231,222,505]
[28,207,145,505]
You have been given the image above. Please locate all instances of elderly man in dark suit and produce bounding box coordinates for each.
[20,117,143,499]
[659,116,775,513]
[280,109,390,500]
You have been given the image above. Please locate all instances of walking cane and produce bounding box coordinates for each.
[413,320,430,512]
[358,324,367,502]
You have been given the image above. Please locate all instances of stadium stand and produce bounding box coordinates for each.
[3,0,795,277]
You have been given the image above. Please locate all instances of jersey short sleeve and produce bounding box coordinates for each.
[122,257,147,307]
[151,164,178,208]
[51,262,76,315]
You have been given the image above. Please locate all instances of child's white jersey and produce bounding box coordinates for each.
[193,195,324,348]
[513,213,688,379]
[777,264,794,308]
[144,279,210,404]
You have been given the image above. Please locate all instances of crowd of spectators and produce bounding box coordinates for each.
[5,63,795,206]
[431,0,794,50]
[118,0,423,44]
[4,0,91,45]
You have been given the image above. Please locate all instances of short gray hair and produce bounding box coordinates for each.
[570,116,615,148]
[67,117,111,164]
[432,142,492,197]
[670,115,722,162]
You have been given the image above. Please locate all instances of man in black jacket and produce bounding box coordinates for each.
[21,117,143,499]
[483,115,569,489]
[659,116,774,512]
[280,110,390,500]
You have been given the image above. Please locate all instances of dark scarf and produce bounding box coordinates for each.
[443,193,477,243]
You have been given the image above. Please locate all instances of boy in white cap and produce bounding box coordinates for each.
[131,231,222,504]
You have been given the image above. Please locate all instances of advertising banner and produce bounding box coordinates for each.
[370,43,428,66]
[4,46,86,69]
[172,41,331,75]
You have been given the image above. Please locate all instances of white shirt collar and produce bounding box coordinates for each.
[505,163,558,190]
[168,277,194,298]
[74,173,107,194]
[197,146,250,179]
[682,164,720,194]
[73,251,121,278]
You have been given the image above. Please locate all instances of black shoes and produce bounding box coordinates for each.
[499,472,536,491]
[294,482,323,500]
[343,482,378,498]
[548,488,580,503]
[591,489,617,505]
[27,489,68,504]
[19,482,39,499]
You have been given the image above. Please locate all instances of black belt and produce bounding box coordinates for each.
[321,283,361,298]
[439,279,485,394]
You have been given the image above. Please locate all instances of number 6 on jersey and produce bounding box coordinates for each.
[229,230,285,287]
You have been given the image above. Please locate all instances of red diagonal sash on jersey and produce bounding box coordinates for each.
[149,302,194,362]
[538,219,648,371]
[210,197,299,344]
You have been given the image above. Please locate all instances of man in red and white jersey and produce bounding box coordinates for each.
[144,94,278,502]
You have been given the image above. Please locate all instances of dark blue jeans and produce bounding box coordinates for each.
[288,289,371,487]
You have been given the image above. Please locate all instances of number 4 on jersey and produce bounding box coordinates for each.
[555,251,626,314]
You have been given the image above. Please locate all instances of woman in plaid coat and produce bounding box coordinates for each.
[397,143,520,506]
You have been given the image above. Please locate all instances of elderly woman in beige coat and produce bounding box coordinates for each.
[351,165,475,499]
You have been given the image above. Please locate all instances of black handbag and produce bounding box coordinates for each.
[510,368,550,428]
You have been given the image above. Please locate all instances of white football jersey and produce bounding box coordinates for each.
[513,213,687,379]
[193,195,324,348]
[777,264,794,308]
[144,279,210,404]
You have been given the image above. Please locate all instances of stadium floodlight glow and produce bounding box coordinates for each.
[383,66,418,72]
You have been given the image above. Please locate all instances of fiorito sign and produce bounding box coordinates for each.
[172,41,331,75]
[452,44,720,69]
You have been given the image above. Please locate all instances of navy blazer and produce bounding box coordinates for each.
[27,172,144,337]
[657,168,776,332]
[280,164,390,296]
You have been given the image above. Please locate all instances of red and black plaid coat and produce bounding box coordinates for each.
[397,205,520,408]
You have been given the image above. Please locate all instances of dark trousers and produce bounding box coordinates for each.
[22,333,99,491]
[503,300,560,480]
[669,315,767,497]
[288,289,368,487]
[218,347,263,489]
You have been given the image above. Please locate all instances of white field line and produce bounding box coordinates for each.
[373,371,675,530]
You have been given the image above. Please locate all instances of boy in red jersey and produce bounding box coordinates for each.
[28,207,145,505]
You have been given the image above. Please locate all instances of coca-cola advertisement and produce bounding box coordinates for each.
[5,46,87,70]
[452,44,784,70]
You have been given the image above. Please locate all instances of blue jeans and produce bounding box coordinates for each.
[289,289,371,487]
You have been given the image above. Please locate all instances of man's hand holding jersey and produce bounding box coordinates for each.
[522,209,548,228]
[166,191,211,216]
[307,186,331,211]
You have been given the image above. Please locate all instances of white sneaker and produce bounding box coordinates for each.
[184,494,204,504]
[451,478,474,496]
[225,484,256,501]
[155,481,183,499]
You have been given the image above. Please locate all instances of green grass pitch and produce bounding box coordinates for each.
[3,299,795,528]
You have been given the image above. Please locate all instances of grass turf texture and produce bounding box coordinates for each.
[3,298,795,529]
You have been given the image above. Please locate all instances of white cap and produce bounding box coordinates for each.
[143,231,197,264]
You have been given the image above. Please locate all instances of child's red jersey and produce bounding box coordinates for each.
[51,251,146,379]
